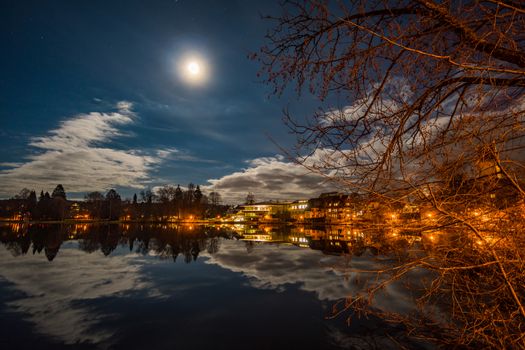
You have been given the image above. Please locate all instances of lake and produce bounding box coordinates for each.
[0,223,434,349]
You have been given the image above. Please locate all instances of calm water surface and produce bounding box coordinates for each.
[0,223,432,349]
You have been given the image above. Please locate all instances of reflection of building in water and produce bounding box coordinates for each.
[304,226,370,255]
[0,223,443,263]
[241,234,274,242]
[286,225,426,256]
[288,226,309,247]
[236,224,405,250]
[233,224,289,243]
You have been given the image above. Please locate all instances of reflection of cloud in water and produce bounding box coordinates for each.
[0,243,159,346]
[205,240,419,314]
[206,240,430,349]
[205,240,357,300]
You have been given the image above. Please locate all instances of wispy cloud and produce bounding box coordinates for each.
[0,102,165,196]
[203,154,338,203]
[156,148,220,164]
[0,162,23,168]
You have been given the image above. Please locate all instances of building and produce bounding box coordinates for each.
[231,202,289,222]
[308,192,364,224]
[287,200,309,221]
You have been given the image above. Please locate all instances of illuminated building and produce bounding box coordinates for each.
[233,202,289,222]
[287,200,309,221]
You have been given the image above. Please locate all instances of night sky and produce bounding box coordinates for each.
[0,0,338,202]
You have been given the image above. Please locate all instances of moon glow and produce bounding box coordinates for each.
[178,55,209,86]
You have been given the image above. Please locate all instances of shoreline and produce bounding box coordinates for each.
[0,219,428,229]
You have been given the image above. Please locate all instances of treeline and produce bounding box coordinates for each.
[0,185,69,220]
[0,223,237,262]
[0,184,228,221]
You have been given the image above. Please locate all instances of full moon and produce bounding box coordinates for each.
[177,55,209,86]
[187,61,200,75]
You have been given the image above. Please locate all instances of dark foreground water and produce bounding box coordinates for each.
[0,223,433,350]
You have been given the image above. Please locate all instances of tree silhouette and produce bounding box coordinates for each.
[157,185,175,203]
[185,183,195,204]
[27,190,37,215]
[174,185,183,218]
[85,192,104,201]
[105,189,122,221]
[13,188,31,200]
[85,191,104,219]
[174,185,183,202]
[245,192,255,205]
[51,184,66,200]
[140,188,155,204]
[194,185,203,203]
[106,189,121,201]
[209,191,221,206]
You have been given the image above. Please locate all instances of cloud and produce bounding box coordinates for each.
[156,148,220,164]
[116,101,133,113]
[0,244,161,345]
[318,80,525,187]
[0,102,166,196]
[201,79,523,205]
[0,162,23,168]
[320,77,413,127]
[203,154,339,203]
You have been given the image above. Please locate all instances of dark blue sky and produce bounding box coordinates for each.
[0,0,336,202]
